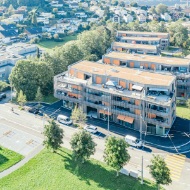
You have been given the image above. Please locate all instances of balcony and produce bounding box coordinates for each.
[111,108,138,119]
[112,100,140,109]
[84,101,106,109]
[54,91,82,103]
[147,108,168,117]
[145,117,168,127]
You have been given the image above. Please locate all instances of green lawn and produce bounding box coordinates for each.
[38,35,77,50]
[41,94,58,104]
[176,105,190,120]
[0,148,158,190]
[0,146,24,172]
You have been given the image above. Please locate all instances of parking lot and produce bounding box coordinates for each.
[0,123,43,156]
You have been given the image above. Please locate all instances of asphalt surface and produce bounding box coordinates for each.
[36,100,190,158]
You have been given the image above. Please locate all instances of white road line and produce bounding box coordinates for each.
[168,135,179,154]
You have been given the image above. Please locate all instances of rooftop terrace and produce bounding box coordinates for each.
[70,61,175,86]
[104,52,190,66]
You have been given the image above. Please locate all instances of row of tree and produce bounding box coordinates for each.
[10,26,114,100]
[43,119,172,190]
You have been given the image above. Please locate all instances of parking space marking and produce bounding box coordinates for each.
[165,154,186,182]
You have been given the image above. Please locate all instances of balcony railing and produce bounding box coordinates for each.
[147,108,169,117]
[54,93,82,103]
[111,108,139,119]
[112,100,140,109]
[145,118,169,127]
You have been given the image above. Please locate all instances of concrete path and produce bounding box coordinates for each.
[0,144,43,179]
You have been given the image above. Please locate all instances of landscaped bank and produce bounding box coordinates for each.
[0,146,23,172]
[0,148,158,190]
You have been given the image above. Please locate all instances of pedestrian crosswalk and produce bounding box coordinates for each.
[165,154,186,181]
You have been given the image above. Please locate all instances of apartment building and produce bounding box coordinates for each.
[102,52,190,98]
[54,61,176,136]
[111,42,160,55]
[117,31,170,49]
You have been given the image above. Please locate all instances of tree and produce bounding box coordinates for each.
[70,130,96,163]
[148,155,172,190]
[7,4,15,15]
[31,12,37,26]
[186,99,190,109]
[43,120,64,152]
[71,106,86,127]
[9,59,54,100]
[53,8,58,14]
[155,4,168,15]
[149,6,157,15]
[35,87,43,107]
[17,90,27,107]
[130,2,138,7]
[104,136,130,176]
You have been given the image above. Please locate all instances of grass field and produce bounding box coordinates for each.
[38,35,77,50]
[0,146,23,172]
[41,94,58,104]
[176,105,190,120]
[0,148,158,190]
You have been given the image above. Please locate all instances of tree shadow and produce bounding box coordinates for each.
[56,149,157,190]
[0,154,9,165]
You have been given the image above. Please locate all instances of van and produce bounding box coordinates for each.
[125,135,143,148]
[57,115,72,125]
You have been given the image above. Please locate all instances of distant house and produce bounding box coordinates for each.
[161,13,171,21]
[25,27,42,39]
[10,14,24,23]
[137,14,146,23]
[0,6,6,14]
[81,2,88,8]
[0,24,17,31]
[69,3,79,9]
[112,14,120,23]
[184,9,190,17]
[123,14,133,23]
[149,14,159,21]
[0,30,18,43]
[75,12,87,18]
[57,11,67,16]
[95,9,104,17]
[15,6,27,14]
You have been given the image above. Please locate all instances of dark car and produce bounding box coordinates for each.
[0,93,6,100]
[28,107,40,114]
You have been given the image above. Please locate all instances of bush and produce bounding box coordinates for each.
[30,37,40,44]
[0,81,10,92]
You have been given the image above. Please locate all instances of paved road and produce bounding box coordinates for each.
[0,102,190,190]
[39,101,190,158]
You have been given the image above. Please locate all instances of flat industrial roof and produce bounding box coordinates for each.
[6,43,37,52]
[117,30,169,37]
[104,52,190,66]
[70,61,175,86]
[121,36,161,41]
[112,42,157,51]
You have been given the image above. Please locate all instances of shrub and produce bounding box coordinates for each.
[0,81,10,92]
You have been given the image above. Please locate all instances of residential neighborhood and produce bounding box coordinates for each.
[0,1,190,190]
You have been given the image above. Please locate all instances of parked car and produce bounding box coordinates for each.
[84,125,97,134]
[28,107,40,114]
[125,135,143,148]
[57,115,72,125]
[0,93,6,100]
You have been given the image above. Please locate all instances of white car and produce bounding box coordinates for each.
[84,125,98,134]
[125,135,143,148]
[57,115,72,125]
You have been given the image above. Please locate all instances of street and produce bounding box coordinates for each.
[0,101,190,190]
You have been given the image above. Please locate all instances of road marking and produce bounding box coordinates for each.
[165,154,186,182]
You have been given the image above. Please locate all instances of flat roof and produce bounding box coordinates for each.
[112,42,157,51]
[70,61,175,86]
[104,52,190,66]
[121,36,161,41]
[6,43,37,52]
[117,30,169,37]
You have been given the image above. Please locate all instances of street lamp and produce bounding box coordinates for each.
[104,107,110,135]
